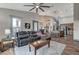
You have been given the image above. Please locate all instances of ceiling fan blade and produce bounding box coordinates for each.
[39,7,44,12]
[33,3,37,5]
[41,6,50,8]
[24,5,34,7]
[39,3,44,6]
[29,7,35,11]
[36,8,38,13]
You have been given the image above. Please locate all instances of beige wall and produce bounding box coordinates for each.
[39,15,52,28]
[0,8,39,38]
[60,17,73,24]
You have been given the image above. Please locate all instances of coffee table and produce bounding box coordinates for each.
[29,37,51,55]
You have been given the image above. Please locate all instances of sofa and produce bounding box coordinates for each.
[16,31,41,47]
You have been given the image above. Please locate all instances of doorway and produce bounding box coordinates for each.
[33,21,38,31]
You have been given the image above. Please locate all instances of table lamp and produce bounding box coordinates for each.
[5,29,11,39]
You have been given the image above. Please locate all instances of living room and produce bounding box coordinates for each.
[0,3,78,55]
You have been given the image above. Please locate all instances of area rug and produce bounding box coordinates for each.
[0,41,66,55]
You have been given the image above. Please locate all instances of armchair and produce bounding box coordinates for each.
[0,39,15,52]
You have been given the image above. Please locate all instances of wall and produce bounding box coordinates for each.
[0,8,39,38]
[74,20,79,41]
[74,3,79,41]
[60,17,73,24]
[39,15,52,28]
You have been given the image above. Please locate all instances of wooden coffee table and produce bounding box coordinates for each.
[29,37,51,55]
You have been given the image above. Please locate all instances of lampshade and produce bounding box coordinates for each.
[5,29,11,35]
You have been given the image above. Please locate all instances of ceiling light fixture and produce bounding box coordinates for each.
[36,6,39,8]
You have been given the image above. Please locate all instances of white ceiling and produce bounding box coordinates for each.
[0,3,73,17]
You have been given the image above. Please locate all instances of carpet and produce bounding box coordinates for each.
[0,41,66,55]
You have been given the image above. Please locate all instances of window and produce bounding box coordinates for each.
[11,17,21,37]
[12,17,21,28]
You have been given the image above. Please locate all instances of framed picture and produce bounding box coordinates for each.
[25,23,30,29]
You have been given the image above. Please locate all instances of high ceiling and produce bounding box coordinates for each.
[0,3,73,17]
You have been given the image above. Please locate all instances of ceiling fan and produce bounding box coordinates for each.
[24,3,51,13]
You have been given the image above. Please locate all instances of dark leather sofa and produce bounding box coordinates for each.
[16,31,41,47]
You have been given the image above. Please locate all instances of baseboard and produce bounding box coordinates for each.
[73,39,79,42]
